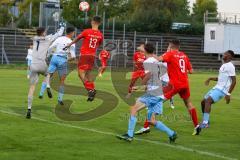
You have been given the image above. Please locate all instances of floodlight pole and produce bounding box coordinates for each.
[29,2,32,26]
[112,18,115,40]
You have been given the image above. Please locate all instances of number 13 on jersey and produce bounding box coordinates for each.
[89,38,98,49]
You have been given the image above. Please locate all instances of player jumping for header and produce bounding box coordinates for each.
[39,27,76,105]
[198,50,236,131]
[26,24,65,119]
[64,16,103,102]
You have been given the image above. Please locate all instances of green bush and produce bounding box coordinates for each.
[0,6,12,27]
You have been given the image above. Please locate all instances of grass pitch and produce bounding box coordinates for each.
[0,68,239,160]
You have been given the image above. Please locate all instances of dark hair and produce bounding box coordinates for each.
[144,43,155,54]
[66,27,75,34]
[36,27,45,36]
[227,50,235,57]
[92,16,101,24]
[170,39,180,47]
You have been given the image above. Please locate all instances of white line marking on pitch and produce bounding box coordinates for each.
[0,110,238,160]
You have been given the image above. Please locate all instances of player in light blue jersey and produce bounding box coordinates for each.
[117,43,177,143]
[197,50,236,131]
[39,27,76,105]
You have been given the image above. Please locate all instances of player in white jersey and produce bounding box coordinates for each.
[39,27,76,105]
[26,25,65,119]
[117,43,177,143]
[26,44,33,79]
[197,50,236,130]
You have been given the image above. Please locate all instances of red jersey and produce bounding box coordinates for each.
[77,29,103,55]
[162,50,192,88]
[99,50,110,61]
[133,51,146,71]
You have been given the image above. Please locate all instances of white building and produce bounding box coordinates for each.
[204,12,240,55]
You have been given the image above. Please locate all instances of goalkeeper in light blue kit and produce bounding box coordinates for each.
[39,27,76,105]
[26,24,65,119]
[117,43,177,143]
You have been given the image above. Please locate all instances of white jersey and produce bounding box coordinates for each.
[48,36,76,58]
[214,62,236,94]
[26,48,33,60]
[32,27,64,63]
[160,62,169,82]
[143,57,166,97]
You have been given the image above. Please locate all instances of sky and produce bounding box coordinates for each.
[189,0,240,13]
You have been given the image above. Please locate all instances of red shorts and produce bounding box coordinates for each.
[101,60,108,67]
[131,70,145,79]
[78,55,95,71]
[164,84,190,100]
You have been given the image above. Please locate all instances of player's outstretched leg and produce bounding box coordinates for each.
[154,120,177,143]
[26,84,36,119]
[183,98,201,135]
[39,81,47,99]
[58,85,64,105]
[117,101,145,142]
[200,97,213,129]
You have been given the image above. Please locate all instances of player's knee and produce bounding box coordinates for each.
[130,107,137,116]
[149,115,156,125]
[206,97,213,105]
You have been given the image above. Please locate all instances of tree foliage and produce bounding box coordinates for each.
[192,0,218,23]
[129,0,191,33]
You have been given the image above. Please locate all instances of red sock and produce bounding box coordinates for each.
[188,108,199,127]
[84,81,95,91]
[143,119,150,128]
[101,67,106,74]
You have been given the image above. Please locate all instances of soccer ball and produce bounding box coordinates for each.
[79,2,90,12]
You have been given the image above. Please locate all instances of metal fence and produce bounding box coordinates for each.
[0,29,204,67]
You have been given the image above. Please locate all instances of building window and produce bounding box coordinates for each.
[210,30,216,40]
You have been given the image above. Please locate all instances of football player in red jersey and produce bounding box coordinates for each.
[126,43,146,98]
[64,16,103,101]
[98,48,111,77]
[135,39,201,136]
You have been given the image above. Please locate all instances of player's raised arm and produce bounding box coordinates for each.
[46,24,65,42]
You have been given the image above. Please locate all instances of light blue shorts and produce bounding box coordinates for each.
[138,94,163,115]
[204,88,226,103]
[27,59,32,66]
[48,55,68,77]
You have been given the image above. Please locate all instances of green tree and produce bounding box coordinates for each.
[130,0,190,33]
[18,0,46,27]
[192,0,218,23]
[61,0,132,28]
[0,0,14,27]
[0,6,12,27]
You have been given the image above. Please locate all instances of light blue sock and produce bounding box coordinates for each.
[155,121,174,137]
[127,115,137,137]
[39,82,47,96]
[203,113,210,123]
[147,111,152,121]
[58,85,64,101]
